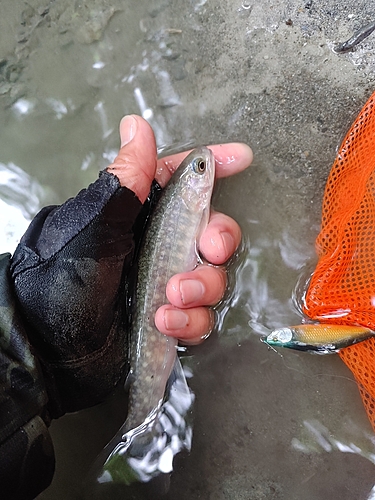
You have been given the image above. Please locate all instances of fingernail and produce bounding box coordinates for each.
[179,279,205,305]
[120,115,137,147]
[164,310,189,330]
[220,231,235,255]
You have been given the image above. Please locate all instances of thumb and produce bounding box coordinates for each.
[106,115,157,204]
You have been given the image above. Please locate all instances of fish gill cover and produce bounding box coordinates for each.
[303,89,375,430]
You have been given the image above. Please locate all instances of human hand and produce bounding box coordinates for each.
[107,115,252,345]
[10,114,251,415]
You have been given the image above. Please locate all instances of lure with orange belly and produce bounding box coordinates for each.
[263,324,375,354]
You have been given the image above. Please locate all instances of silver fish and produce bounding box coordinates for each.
[96,147,215,485]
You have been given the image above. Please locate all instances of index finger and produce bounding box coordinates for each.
[155,143,253,188]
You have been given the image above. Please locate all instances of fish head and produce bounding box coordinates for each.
[174,146,215,213]
[263,327,294,347]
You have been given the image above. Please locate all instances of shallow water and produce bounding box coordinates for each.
[1,0,375,498]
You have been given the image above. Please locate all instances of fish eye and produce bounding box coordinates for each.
[194,158,206,174]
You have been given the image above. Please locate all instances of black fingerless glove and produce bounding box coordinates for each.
[10,171,143,417]
[0,253,54,500]
[1,170,161,499]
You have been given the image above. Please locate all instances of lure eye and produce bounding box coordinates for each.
[194,158,206,174]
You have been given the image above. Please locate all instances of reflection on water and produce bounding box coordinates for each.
[0,162,46,217]
[89,363,194,491]
[231,235,298,337]
[0,199,29,254]
[292,418,375,500]
[0,161,53,253]
[293,418,375,460]
[1,0,375,499]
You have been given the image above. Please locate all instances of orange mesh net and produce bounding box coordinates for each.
[303,90,375,430]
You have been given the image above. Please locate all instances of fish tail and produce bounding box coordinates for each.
[90,357,194,488]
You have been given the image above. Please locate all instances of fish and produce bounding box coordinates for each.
[93,146,215,486]
[263,324,375,354]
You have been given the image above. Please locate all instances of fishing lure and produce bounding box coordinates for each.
[334,20,375,53]
[263,324,375,354]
